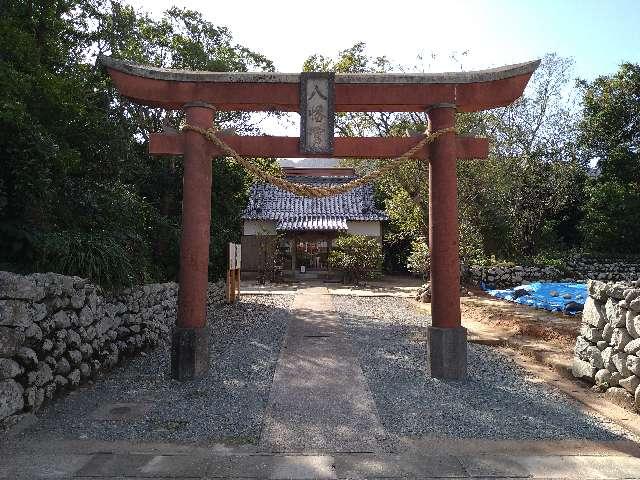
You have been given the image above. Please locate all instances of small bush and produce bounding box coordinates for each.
[33,231,136,289]
[406,238,430,279]
[329,234,382,284]
[468,255,516,268]
[459,219,487,266]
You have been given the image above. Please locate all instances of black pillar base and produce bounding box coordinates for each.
[171,326,209,381]
[428,326,467,379]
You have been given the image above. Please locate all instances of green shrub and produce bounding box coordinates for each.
[328,235,382,284]
[469,255,516,268]
[32,231,137,290]
[459,219,487,266]
[529,251,569,271]
[580,180,640,254]
[406,238,430,279]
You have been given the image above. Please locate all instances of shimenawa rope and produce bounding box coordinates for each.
[181,124,456,198]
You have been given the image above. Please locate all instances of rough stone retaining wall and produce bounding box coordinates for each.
[572,279,640,412]
[465,257,640,289]
[0,271,224,429]
[465,265,564,289]
[566,257,640,282]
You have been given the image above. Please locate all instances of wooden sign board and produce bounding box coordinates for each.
[227,243,241,303]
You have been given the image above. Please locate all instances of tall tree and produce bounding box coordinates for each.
[304,45,586,264]
[0,0,275,284]
[578,63,640,183]
[577,63,640,254]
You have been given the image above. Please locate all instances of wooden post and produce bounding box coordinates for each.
[290,236,297,278]
[226,243,241,303]
[234,242,241,300]
[235,268,241,299]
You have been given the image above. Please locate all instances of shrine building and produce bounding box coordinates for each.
[241,162,387,279]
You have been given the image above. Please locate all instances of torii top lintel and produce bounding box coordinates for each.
[99,56,540,113]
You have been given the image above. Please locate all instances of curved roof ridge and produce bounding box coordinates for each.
[99,55,540,85]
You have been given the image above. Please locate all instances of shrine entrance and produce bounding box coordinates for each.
[295,237,331,272]
[100,56,539,381]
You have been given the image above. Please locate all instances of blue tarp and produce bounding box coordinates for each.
[482,282,587,315]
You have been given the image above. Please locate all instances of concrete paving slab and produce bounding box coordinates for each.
[138,455,212,477]
[333,454,406,478]
[259,288,389,453]
[401,438,640,457]
[400,454,468,478]
[460,454,531,477]
[517,454,640,479]
[269,455,336,479]
[76,453,274,478]
[205,455,273,478]
[335,453,467,478]
[74,452,222,477]
[75,453,156,477]
[0,454,92,479]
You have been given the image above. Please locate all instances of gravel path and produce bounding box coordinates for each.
[332,295,634,441]
[11,295,292,446]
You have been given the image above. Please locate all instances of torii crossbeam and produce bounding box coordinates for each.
[100,56,539,381]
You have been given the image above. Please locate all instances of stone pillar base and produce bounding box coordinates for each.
[171,326,209,381]
[428,326,467,379]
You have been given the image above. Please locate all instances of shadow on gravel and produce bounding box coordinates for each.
[332,296,629,442]
[4,295,293,447]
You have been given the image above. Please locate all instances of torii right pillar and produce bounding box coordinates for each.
[428,104,466,379]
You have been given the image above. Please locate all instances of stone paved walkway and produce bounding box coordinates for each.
[259,287,390,453]
[2,438,640,478]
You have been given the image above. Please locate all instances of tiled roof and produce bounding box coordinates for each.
[276,216,348,231]
[242,176,388,231]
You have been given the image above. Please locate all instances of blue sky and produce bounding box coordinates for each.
[126,0,639,136]
[482,0,640,80]
[128,0,639,80]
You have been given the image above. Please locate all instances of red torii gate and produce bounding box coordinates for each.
[100,56,539,381]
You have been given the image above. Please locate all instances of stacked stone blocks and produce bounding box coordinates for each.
[465,258,640,289]
[0,271,180,429]
[572,279,640,412]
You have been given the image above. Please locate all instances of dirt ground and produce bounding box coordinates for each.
[460,288,580,349]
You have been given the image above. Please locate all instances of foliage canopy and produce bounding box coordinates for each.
[0,0,275,287]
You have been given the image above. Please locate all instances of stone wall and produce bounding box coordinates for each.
[465,265,564,289]
[572,279,640,412]
[0,271,225,429]
[464,257,640,289]
[565,257,640,282]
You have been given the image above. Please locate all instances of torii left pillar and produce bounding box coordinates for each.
[171,102,215,380]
